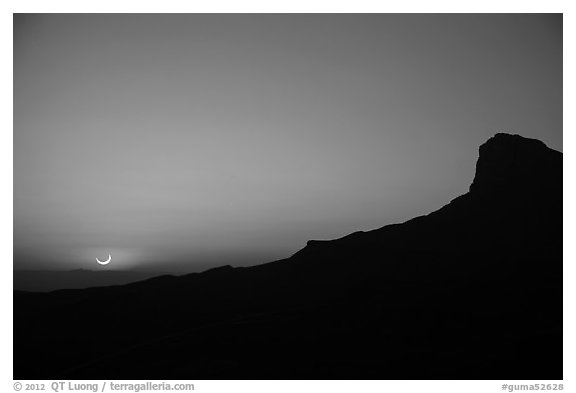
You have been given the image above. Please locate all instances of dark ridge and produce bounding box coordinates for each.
[13,269,169,293]
[14,133,562,380]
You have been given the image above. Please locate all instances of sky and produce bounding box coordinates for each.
[13,14,562,272]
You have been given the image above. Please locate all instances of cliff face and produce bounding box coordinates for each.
[470,133,562,196]
[14,133,563,380]
[290,133,562,283]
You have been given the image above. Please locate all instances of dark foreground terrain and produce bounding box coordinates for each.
[13,270,166,292]
[14,133,562,379]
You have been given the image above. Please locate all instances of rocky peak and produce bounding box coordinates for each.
[469,133,561,196]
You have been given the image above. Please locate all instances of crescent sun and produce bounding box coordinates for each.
[96,254,112,265]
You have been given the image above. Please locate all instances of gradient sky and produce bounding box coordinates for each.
[14,14,562,272]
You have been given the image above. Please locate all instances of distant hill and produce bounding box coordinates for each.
[13,270,166,292]
[13,133,562,380]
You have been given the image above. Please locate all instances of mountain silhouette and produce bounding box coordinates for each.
[13,133,562,380]
[13,269,167,292]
